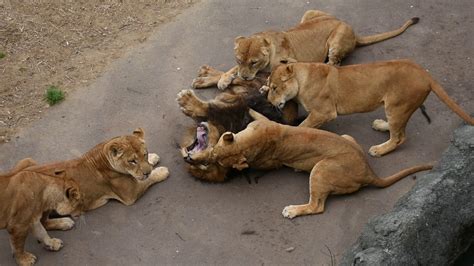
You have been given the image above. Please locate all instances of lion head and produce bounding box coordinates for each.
[181,122,230,182]
[234,35,272,81]
[264,64,299,110]
[104,128,153,181]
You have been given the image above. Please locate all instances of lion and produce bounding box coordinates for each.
[185,110,433,219]
[192,10,419,90]
[2,128,169,235]
[0,168,82,266]
[177,65,297,182]
[263,60,474,157]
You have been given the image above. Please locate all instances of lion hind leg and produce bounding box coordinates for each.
[327,25,357,65]
[369,104,417,157]
[300,10,328,23]
[282,163,332,219]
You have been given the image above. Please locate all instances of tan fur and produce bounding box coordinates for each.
[2,129,169,242]
[265,60,474,157]
[187,115,432,219]
[192,10,418,90]
[0,163,82,266]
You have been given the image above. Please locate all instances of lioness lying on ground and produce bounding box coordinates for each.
[0,168,82,266]
[263,60,474,157]
[193,10,419,90]
[3,128,169,227]
[186,111,433,219]
[178,65,297,182]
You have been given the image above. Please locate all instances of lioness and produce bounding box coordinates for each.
[3,128,169,227]
[0,168,82,266]
[192,10,419,90]
[186,111,433,219]
[178,65,298,182]
[263,60,474,157]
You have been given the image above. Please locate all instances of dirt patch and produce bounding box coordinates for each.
[0,0,197,143]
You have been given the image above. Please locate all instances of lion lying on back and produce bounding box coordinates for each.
[186,111,433,219]
[193,10,418,90]
[263,60,474,156]
[178,66,297,182]
[0,167,82,265]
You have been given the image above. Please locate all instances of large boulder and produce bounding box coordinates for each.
[341,124,474,265]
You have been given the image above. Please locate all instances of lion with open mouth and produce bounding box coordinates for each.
[178,66,298,182]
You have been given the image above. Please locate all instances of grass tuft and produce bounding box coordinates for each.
[0,52,5,59]
[44,86,65,105]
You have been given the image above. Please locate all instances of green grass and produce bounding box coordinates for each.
[0,52,5,59]
[44,86,65,105]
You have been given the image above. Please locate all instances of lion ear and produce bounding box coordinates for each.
[65,185,80,200]
[132,128,145,140]
[234,36,245,50]
[286,64,294,75]
[263,37,270,46]
[109,143,124,158]
[261,46,269,56]
[222,132,234,143]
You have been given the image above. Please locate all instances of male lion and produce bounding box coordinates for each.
[3,128,169,228]
[192,10,419,90]
[0,169,82,266]
[177,65,297,182]
[186,111,433,219]
[263,60,474,157]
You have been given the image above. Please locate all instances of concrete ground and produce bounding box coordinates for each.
[0,0,472,265]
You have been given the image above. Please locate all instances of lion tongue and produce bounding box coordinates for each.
[190,127,207,153]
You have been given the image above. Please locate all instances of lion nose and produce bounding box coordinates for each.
[184,154,193,163]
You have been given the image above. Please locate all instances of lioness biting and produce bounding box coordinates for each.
[177,65,298,182]
[186,111,433,219]
[263,60,474,157]
[3,128,169,217]
[192,10,419,90]
[0,168,82,266]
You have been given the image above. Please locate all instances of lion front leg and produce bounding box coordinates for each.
[299,110,336,128]
[118,167,170,206]
[217,66,238,90]
[32,221,64,251]
[8,225,37,266]
[192,65,226,89]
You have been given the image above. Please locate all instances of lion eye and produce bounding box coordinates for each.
[129,160,137,165]
[236,58,242,64]
[251,61,258,66]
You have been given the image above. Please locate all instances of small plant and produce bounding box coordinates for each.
[44,86,65,105]
[0,52,5,59]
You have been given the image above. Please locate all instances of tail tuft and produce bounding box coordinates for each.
[411,17,420,24]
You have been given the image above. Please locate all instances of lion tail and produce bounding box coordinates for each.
[370,163,433,188]
[430,81,474,125]
[356,17,419,46]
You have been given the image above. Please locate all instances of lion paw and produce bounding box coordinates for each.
[16,252,37,266]
[282,205,298,219]
[56,217,75,230]
[150,167,169,182]
[372,119,389,132]
[176,89,206,118]
[217,74,234,90]
[368,145,384,157]
[43,238,64,251]
[148,153,160,166]
[197,65,222,77]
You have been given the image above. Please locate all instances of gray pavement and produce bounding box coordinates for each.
[0,0,473,265]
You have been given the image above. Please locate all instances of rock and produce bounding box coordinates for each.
[341,124,474,265]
